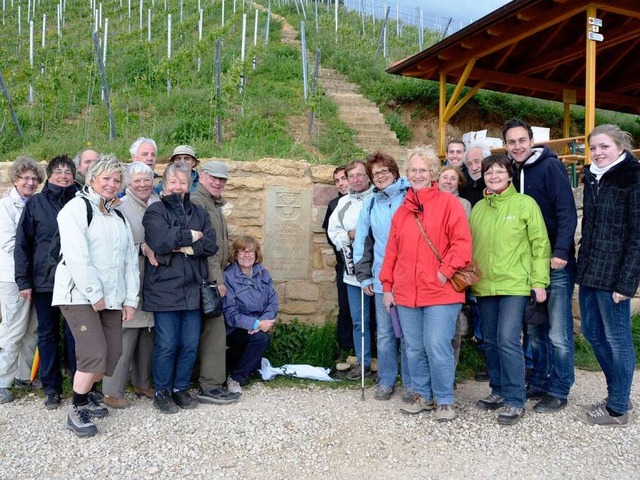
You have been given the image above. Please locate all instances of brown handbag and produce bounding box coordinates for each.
[414,213,482,292]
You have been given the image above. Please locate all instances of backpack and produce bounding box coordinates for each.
[44,197,126,282]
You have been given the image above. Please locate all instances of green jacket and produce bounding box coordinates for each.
[470,184,551,297]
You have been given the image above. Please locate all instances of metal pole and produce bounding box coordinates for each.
[0,71,24,138]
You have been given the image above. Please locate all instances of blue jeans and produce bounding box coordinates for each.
[227,328,271,384]
[528,265,575,398]
[579,286,635,414]
[153,310,202,393]
[397,303,460,405]
[346,285,371,368]
[478,296,528,408]
[374,294,411,389]
[33,291,76,396]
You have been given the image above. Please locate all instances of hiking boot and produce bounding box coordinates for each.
[576,405,628,427]
[435,404,457,422]
[0,388,13,404]
[586,397,634,413]
[476,393,504,410]
[401,387,416,403]
[87,391,109,419]
[44,393,61,410]
[525,386,547,400]
[373,384,394,401]
[134,387,155,399]
[345,365,371,381]
[154,390,179,414]
[533,394,567,414]
[173,390,199,410]
[497,405,525,425]
[67,404,98,438]
[400,394,435,414]
[14,378,41,390]
[226,376,243,395]
[103,395,129,409]
[197,386,241,405]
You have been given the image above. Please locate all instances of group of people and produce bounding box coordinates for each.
[324,120,639,427]
[0,139,279,438]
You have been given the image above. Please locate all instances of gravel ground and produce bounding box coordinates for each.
[1,369,638,479]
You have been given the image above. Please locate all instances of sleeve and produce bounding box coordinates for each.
[57,199,104,305]
[526,200,552,288]
[223,271,259,330]
[121,218,140,308]
[353,198,374,286]
[258,270,279,320]
[142,203,195,254]
[439,198,473,279]
[189,205,218,259]
[616,173,640,296]
[0,199,17,255]
[548,159,577,260]
[14,203,36,291]
[379,217,400,293]
[327,198,350,251]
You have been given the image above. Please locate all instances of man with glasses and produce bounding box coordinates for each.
[328,160,375,380]
[322,166,354,357]
[191,161,240,405]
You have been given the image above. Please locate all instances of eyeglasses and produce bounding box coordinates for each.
[372,168,390,179]
[347,173,367,180]
[18,175,39,183]
[238,249,256,256]
[51,169,73,176]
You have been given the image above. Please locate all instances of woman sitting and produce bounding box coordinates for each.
[223,236,278,394]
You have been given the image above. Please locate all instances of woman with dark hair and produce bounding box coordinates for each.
[223,236,278,395]
[576,124,640,427]
[54,155,140,437]
[143,163,218,414]
[0,157,45,404]
[470,154,550,426]
[14,155,79,410]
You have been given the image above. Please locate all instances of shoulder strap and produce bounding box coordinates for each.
[413,213,443,263]
[81,197,93,226]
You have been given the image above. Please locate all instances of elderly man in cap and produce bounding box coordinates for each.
[155,145,200,194]
[191,161,239,404]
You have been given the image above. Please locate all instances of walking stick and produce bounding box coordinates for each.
[30,347,40,382]
[361,287,365,401]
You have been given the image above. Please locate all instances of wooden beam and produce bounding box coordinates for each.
[442,59,477,122]
[538,19,569,54]
[598,0,640,19]
[609,77,640,93]
[597,38,640,83]
[448,81,487,119]
[495,42,518,69]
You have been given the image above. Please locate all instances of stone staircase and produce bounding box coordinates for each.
[318,67,407,166]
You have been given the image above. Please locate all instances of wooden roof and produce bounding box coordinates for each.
[386,0,640,114]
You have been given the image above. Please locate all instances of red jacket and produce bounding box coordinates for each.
[379,185,472,307]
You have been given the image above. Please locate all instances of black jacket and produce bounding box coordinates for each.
[322,194,344,265]
[142,192,218,312]
[14,181,78,292]
[576,152,640,297]
[460,176,485,207]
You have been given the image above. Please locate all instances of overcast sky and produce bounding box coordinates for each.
[398,0,512,22]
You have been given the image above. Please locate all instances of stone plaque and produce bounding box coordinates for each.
[264,187,311,280]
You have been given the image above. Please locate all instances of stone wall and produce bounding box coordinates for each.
[0,158,341,325]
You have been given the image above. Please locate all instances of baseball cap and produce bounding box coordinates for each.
[202,161,229,179]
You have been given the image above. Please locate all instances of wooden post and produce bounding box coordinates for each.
[584,4,597,165]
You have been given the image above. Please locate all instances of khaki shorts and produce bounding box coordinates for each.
[61,305,122,376]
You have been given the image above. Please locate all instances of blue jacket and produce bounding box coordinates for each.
[353,177,410,293]
[511,146,577,261]
[223,262,279,333]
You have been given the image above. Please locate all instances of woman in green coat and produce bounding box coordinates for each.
[470,154,551,426]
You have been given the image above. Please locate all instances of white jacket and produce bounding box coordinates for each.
[0,188,26,282]
[52,189,140,309]
[327,186,374,287]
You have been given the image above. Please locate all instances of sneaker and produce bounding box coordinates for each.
[67,404,98,437]
[0,388,13,404]
[586,397,634,413]
[435,404,457,422]
[476,393,505,410]
[173,390,199,410]
[154,390,179,414]
[576,405,628,427]
[226,376,243,395]
[526,386,547,400]
[87,391,109,419]
[401,387,415,403]
[345,365,371,381]
[400,394,435,414]
[497,405,525,425]
[103,395,129,409]
[373,384,394,401]
[44,393,61,410]
[533,394,567,413]
[134,387,155,399]
[197,386,241,405]
[14,379,40,390]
